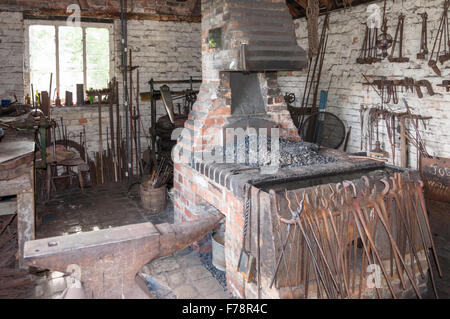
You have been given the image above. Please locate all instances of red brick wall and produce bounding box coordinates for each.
[173,161,247,297]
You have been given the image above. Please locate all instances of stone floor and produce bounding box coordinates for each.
[142,248,232,299]
[29,183,230,299]
[36,183,174,238]
[1,183,449,299]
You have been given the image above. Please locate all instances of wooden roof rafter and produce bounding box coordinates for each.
[286,0,376,19]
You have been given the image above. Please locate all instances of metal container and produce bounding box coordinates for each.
[140,184,167,214]
[420,155,450,202]
[212,230,226,272]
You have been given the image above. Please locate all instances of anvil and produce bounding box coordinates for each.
[24,213,223,299]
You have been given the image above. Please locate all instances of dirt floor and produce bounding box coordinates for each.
[0,184,448,299]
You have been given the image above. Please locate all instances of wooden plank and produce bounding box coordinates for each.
[78,0,89,9]
[293,0,308,9]
[319,0,333,9]
[0,141,35,165]
[17,190,35,270]
[0,174,33,197]
[0,200,17,216]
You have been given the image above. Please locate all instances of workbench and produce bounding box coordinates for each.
[0,136,35,269]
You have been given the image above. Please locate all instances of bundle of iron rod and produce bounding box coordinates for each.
[298,13,330,133]
[147,157,172,189]
[270,172,442,299]
[86,78,135,186]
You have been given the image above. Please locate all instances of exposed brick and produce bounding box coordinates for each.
[78,118,88,124]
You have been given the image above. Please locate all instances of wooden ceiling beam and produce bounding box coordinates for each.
[293,0,308,9]
[319,0,333,10]
[78,0,89,10]
[293,0,333,10]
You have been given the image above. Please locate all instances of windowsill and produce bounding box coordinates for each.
[50,104,115,111]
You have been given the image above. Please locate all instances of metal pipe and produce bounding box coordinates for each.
[120,0,131,181]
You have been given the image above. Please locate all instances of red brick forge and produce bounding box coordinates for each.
[173,162,247,297]
[172,0,309,298]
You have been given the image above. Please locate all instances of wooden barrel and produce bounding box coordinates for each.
[140,184,167,214]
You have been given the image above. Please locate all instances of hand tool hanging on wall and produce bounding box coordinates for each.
[360,103,432,166]
[376,0,393,59]
[417,12,429,60]
[429,0,450,76]
[363,76,436,102]
[437,80,450,91]
[388,14,409,63]
[415,80,435,98]
[357,24,370,64]
[370,26,381,64]
[438,1,450,65]
[357,23,381,64]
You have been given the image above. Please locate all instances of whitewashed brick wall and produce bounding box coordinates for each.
[53,19,202,159]
[0,11,201,160]
[113,19,202,140]
[3,1,449,171]
[279,0,450,168]
[0,12,24,102]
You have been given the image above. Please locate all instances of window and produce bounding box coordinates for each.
[27,20,112,105]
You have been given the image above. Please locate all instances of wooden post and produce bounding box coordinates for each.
[17,166,35,269]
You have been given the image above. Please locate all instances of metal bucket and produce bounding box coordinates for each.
[419,155,450,203]
[212,230,226,272]
[140,184,167,214]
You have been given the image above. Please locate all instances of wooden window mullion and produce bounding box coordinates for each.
[83,27,87,101]
[55,25,60,99]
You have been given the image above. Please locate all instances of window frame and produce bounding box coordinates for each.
[24,19,115,104]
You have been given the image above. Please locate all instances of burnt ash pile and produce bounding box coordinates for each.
[223,136,336,168]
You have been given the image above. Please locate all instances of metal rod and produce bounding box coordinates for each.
[120,0,131,181]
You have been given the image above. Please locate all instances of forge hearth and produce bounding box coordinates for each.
[172,0,436,299]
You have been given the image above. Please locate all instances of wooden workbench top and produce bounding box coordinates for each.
[0,141,35,165]
[0,133,35,181]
